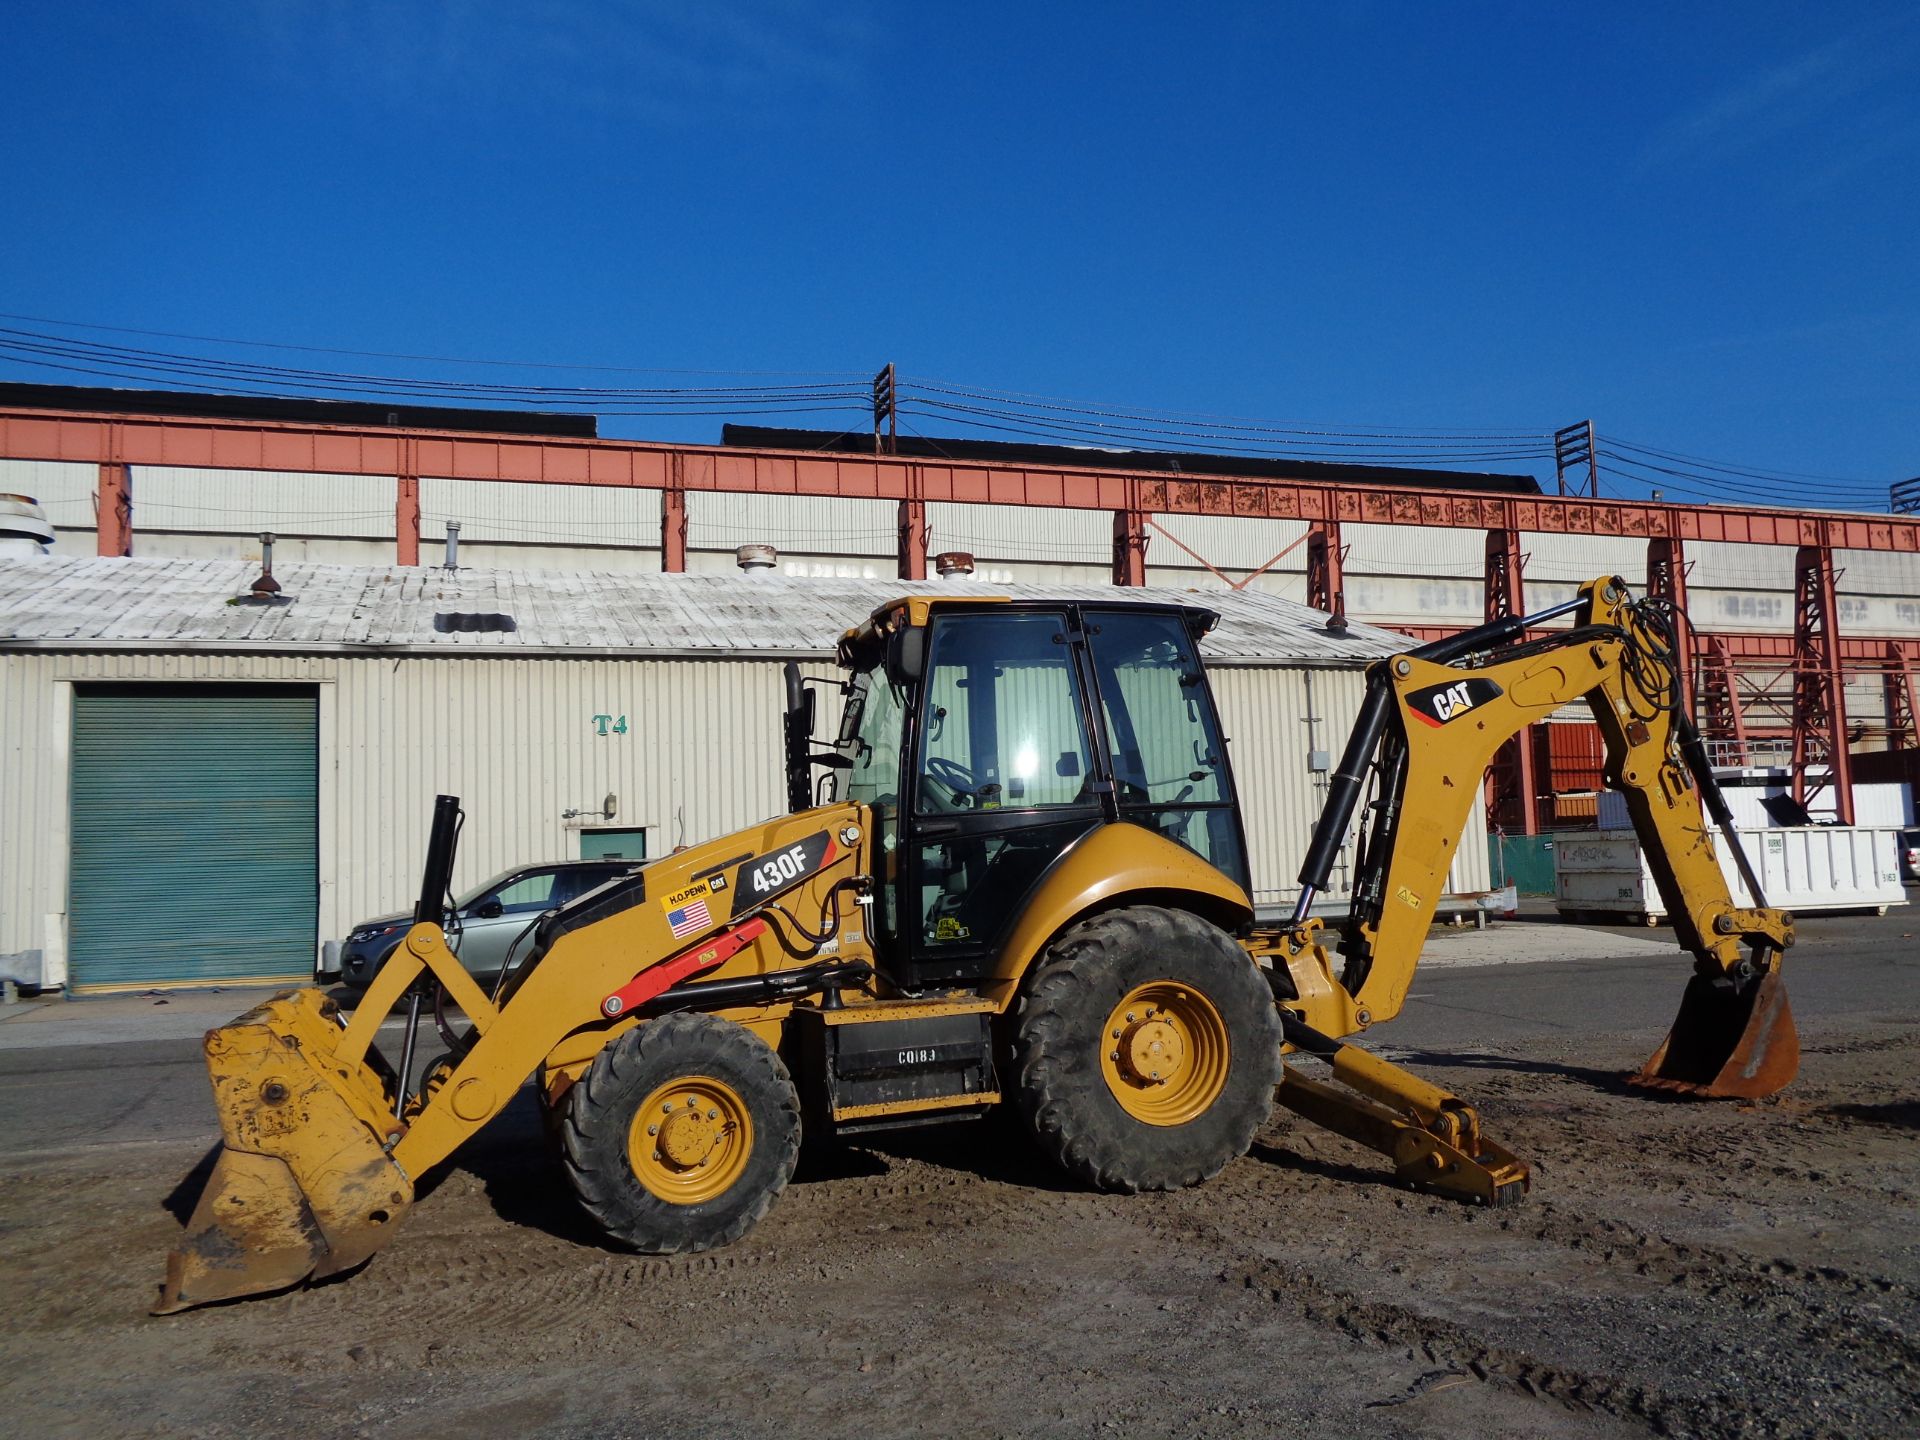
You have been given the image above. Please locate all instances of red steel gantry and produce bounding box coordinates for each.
[3,402,1915,817]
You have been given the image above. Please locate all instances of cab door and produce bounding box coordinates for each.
[1082,607,1251,896]
[899,608,1105,988]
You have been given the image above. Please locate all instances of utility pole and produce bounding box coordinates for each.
[1553,420,1598,497]
[872,364,897,456]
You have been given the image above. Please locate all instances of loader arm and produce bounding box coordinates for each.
[156,800,873,1314]
[1262,576,1798,1207]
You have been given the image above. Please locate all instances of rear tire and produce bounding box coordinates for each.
[560,1013,800,1253]
[1014,905,1282,1193]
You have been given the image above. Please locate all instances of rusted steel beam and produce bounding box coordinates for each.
[1112,487,1148,586]
[395,475,420,566]
[1483,528,1539,835]
[1790,544,1854,824]
[1699,637,1750,765]
[661,454,686,573]
[95,462,131,556]
[1703,633,1903,664]
[1306,519,1345,623]
[897,497,927,581]
[1394,623,1914,670]
[1646,536,1693,715]
[7,406,1917,553]
[1886,642,1919,751]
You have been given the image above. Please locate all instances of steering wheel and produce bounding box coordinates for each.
[922,755,978,811]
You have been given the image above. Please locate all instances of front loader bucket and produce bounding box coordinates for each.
[154,989,414,1315]
[1630,971,1799,1100]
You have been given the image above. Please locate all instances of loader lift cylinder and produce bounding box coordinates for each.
[416,794,462,925]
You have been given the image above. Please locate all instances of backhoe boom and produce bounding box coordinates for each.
[1267,576,1798,1202]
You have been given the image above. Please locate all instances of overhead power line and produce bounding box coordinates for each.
[0,328,867,404]
[0,311,866,378]
[0,314,1896,512]
[1601,434,1877,487]
[1597,449,1885,507]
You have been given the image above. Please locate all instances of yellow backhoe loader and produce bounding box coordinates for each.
[155,576,1797,1313]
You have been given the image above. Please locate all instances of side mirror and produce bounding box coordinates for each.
[887,627,926,685]
[474,898,505,920]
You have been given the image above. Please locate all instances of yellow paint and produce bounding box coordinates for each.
[1097,981,1229,1126]
[627,1076,753,1206]
[831,1091,1002,1121]
[807,995,994,1027]
[979,823,1253,1011]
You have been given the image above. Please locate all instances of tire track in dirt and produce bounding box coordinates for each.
[1135,1137,1920,1437]
[1221,1250,1784,1438]
[1512,1203,1912,1307]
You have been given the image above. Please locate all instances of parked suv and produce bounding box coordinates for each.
[337,859,638,990]
[1901,828,1920,883]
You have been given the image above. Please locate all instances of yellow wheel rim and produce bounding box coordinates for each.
[627,1075,754,1206]
[1099,982,1230,1127]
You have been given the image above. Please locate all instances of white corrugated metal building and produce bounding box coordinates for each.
[0,555,1488,992]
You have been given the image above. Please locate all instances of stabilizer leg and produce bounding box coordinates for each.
[1275,1013,1529,1207]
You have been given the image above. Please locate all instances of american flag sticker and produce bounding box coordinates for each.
[661,880,715,939]
[667,898,711,938]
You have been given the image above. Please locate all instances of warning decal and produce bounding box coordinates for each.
[661,879,716,939]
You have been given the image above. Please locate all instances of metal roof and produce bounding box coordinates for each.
[0,557,1410,666]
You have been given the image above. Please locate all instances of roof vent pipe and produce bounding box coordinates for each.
[0,494,53,559]
[736,543,778,574]
[250,532,283,600]
[232,531,291,606]
[444,521,461,571]
[934,551,975,579]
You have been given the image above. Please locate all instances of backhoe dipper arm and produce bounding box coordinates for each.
[1311,576,1791,1029]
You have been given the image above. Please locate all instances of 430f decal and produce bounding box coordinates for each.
[729,830,838,916]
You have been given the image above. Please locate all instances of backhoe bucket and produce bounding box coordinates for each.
[1630,970,1798,1100]
[154,989,414,1315]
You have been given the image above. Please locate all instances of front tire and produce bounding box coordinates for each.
[1014,905,1282,1193]
[560,1013,801,1253]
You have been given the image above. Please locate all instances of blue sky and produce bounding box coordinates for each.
[1,3,1914,508]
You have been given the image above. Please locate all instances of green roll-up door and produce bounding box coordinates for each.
[69,684,318,990]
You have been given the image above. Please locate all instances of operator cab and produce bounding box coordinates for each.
[826,595,1249,993]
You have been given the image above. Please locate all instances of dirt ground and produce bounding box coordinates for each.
[3,985,1917,1439]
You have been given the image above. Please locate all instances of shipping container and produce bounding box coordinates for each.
[1553,826,1907,923]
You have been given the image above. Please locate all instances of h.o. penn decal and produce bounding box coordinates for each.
[1406,676,1504,728]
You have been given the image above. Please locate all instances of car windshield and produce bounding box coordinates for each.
[453,869,524,910]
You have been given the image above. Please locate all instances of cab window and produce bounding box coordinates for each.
[1085,610,1243,881]
[915,611,1093,814]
